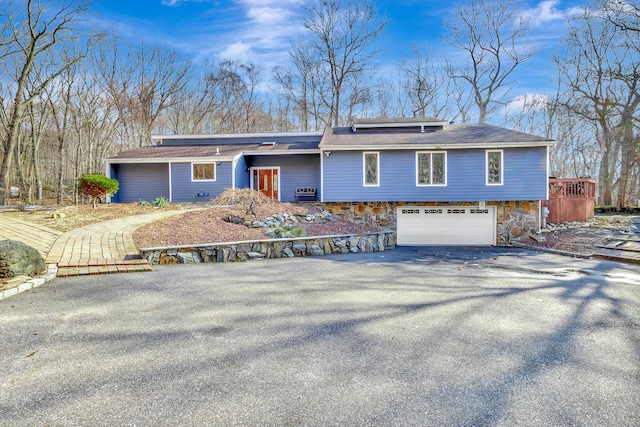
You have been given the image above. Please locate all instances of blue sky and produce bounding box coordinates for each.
[92,0,588,99]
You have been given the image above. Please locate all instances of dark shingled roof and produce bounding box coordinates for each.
[108,123,553,161]
[319,123,554,148]
[108,140,320,160]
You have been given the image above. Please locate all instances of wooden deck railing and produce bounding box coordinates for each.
[542,178,596,224]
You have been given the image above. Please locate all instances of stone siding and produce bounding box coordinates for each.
[322,201,540,244]
[141,231,396,265]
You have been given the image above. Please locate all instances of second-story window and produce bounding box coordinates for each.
[363,152,379,186]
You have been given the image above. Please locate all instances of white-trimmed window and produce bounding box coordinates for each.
[191,162,216,181]
[486,150,503,185]
[416,151,447,186]
[363,152,379,186]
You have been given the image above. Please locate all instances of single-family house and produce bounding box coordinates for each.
[105,117,555,245]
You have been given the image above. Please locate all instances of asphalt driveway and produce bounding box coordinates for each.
[1,247,639,426]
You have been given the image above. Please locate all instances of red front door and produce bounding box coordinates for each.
[253,169,278,200]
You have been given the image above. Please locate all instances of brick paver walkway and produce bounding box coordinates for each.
[45,210,187,276]
[1,210,187,277]
[0,215,62,258]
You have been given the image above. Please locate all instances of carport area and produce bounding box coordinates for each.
[1,247,639,426]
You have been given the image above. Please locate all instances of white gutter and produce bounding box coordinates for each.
[243,149,321,156]
[105,149,321,164]
[318,142,556,150]
[105,157,235,164]
[152,131,323,144]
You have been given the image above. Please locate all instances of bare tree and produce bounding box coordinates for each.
[444,0,540,123]
[198,60,267,133]
[602,0,640,32]
[97,41,191,148]
[0,0,96,205]
[397,44,445,118]
[556,6,640,205]
[273,39,325,131]
[300,0,386,127]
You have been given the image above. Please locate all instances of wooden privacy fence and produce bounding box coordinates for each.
[542,178,596,224]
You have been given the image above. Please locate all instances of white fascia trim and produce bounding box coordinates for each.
[546,145,550,200]
[105,157,233,164]
[243,149,321,156]
[352,121,447,131]
[232,153,243,190]
[105,163,112,203]
[152,131,323,144]
[320,142,556,151]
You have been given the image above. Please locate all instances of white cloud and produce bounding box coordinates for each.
[505,94,549,114]
[522,1,583,27]
[247,6,292,24]
[219,41,253,62]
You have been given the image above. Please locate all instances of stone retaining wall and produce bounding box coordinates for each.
[140,231,396,265]
[322,201,540,243]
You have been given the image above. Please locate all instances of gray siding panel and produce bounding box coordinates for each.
[170,162,233,202]
[322,147,547,202]
[112,164,169,203]
[248,154,321,202]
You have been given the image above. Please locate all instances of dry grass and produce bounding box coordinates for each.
[3,203,187,233]
[2,193,379,249]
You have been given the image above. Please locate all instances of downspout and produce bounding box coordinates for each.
[320,151,324,203]
[168,162,173,202]
[104,160,112,203]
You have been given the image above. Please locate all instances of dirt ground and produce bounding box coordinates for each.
[2,201,380,248]
[3,202,634,254]
[519,228,615,255]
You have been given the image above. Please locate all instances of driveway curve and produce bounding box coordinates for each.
[1,247,638,426]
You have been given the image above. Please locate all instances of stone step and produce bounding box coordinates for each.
[56,263,153,277]
[597,240,640,253]
[593,248,640,264]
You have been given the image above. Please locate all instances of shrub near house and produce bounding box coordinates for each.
[78,174,119,208]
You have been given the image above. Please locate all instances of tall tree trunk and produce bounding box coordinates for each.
[598,140,613,205]
[0,95,27,205]
[56,135,65,204]
[32,139,42,204]
[13,140,30,204]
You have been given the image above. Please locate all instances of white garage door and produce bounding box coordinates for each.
[397,206,496,246]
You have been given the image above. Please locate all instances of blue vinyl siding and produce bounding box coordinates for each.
[322,147,547,202]
[111,163,169,203]
[234,156,249,190]
[170,162,232,202]
[248,154,320,202]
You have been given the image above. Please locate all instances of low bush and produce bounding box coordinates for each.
[266,225,306,238]
[152,196,170,207]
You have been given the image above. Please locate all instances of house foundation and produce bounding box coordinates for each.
[322,201,540,244]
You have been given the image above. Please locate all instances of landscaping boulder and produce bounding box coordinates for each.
[0,240,45,278]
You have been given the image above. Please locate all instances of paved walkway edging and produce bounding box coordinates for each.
[0,264,58,301]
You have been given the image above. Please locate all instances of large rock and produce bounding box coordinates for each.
[0,240,45,278]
